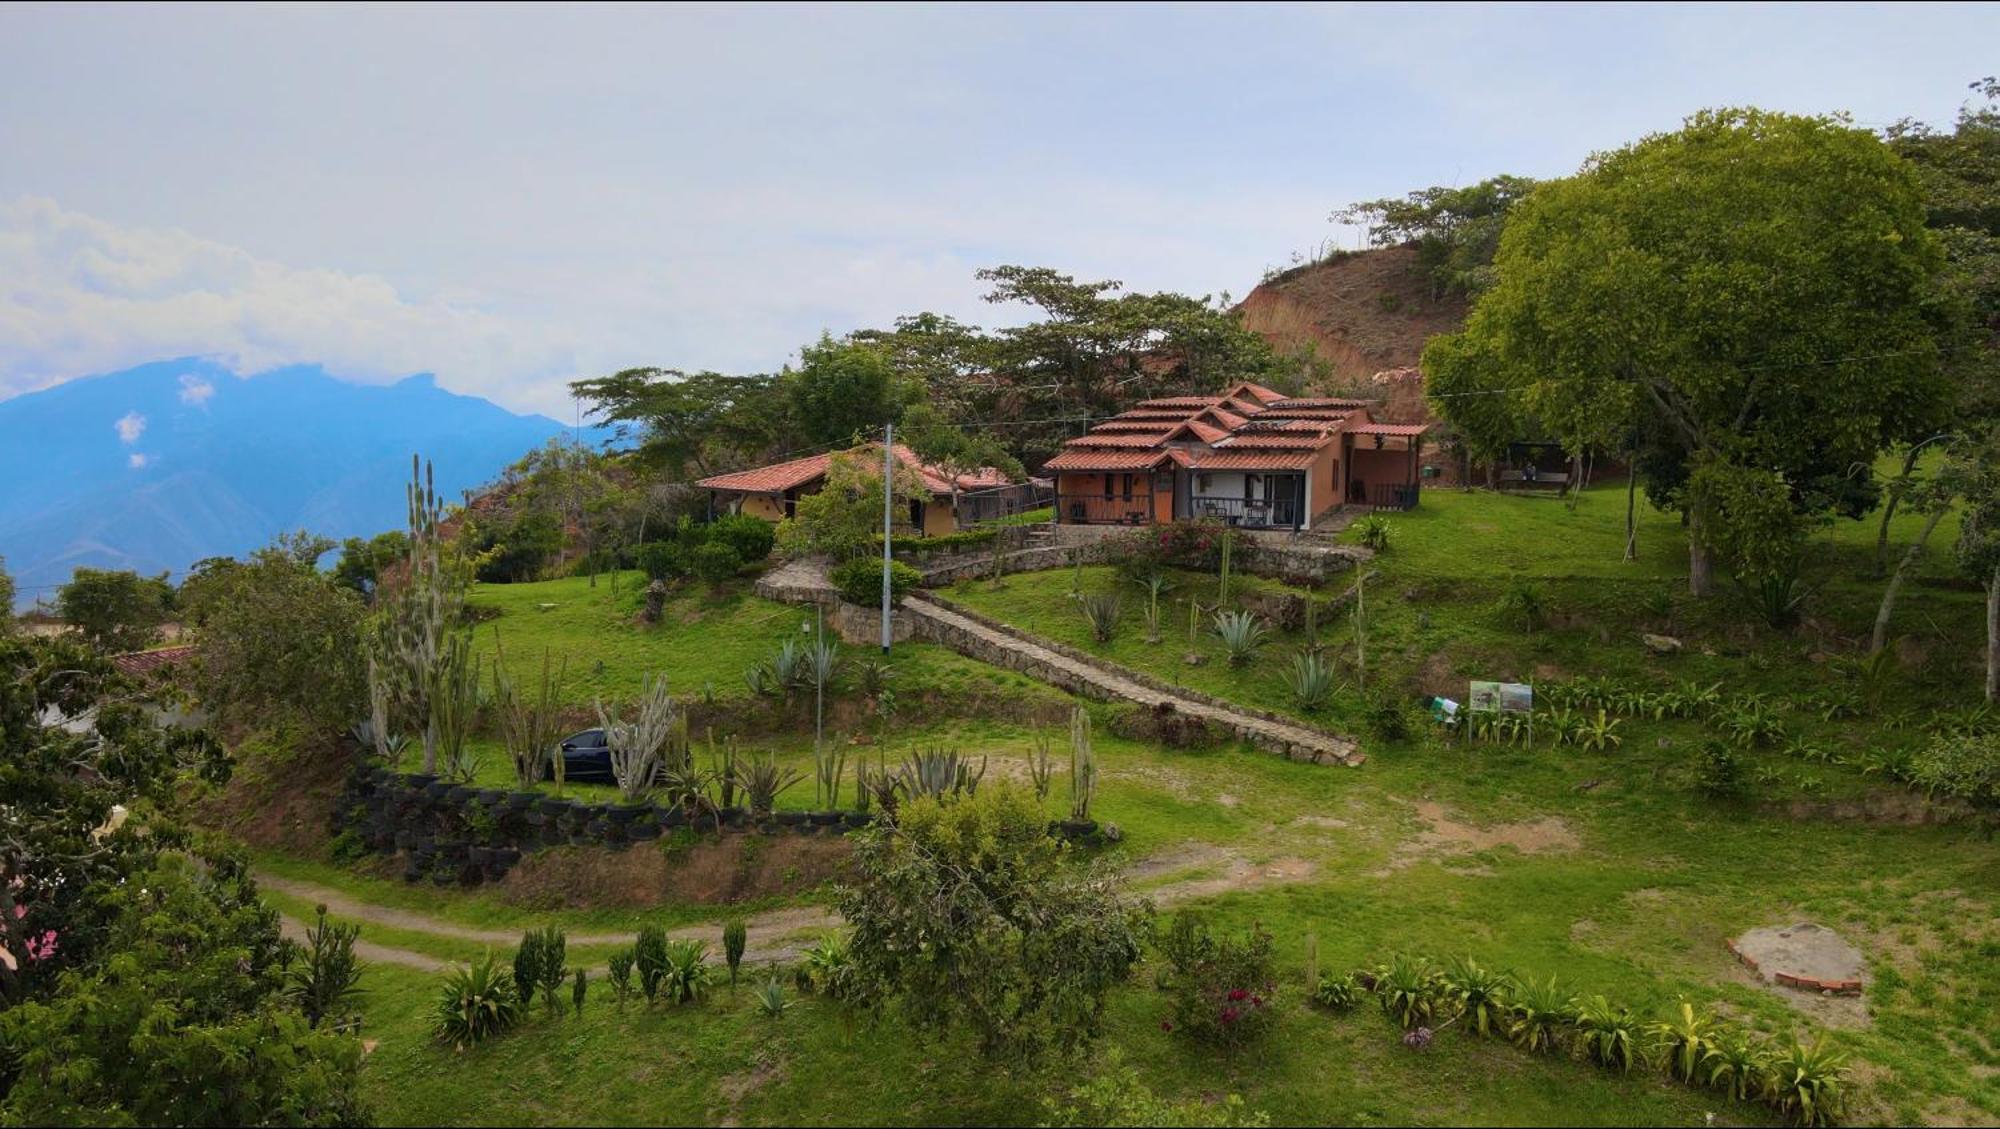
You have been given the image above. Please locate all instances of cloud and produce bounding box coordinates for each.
[177,372,214,406]
[127,452,149,469]
[0,197,580,411]
[113,410,145,443]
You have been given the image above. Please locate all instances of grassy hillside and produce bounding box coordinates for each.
[239,484,1995,1127]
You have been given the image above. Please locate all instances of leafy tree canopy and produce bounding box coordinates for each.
[837,785,1149,1069]
[1336,174,1538,299]
[1426,108,1953,590]
[55,568,175,653]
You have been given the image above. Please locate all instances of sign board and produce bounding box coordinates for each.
[1467,681,1533,714]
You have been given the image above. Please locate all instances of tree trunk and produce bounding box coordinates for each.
[1987,570,1998,704]
[1686,509,1713,597]
[1870,505,1948,654]
[1623,460,1638,561]
[1873,447,1922,579]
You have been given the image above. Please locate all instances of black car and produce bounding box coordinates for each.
[548,728,614,783]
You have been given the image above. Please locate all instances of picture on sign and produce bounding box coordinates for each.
[1468,680,1533,714]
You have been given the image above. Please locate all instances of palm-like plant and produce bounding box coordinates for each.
[661,938,713,1005]
[431,952,522,1048]
[1766,1035,1848,1127]
[1286,652,1339,713]
[1575,709,1624,752]
[1573,994,1641,1072]
[1211,609,1268,666]
[1704,1029,1770,1102]
[1507,973,1573,1054]
[1373,953,1440,1030]
[1439,955,1513,1038]
[1135,571,1172,644]
[1647,999,1719,1083]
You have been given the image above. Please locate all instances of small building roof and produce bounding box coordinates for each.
[696,444,1012,497]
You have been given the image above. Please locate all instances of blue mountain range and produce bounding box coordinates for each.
[0,358,600,608]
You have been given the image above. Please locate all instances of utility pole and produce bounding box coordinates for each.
[882,423,894,655]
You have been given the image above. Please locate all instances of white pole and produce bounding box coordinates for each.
[882,423,894,654]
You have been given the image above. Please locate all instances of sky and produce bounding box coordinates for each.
[2,2,1996,416]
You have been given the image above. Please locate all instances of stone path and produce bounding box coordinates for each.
[901,595,1363,767]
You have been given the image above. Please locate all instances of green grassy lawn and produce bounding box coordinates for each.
[245,485,1996,1126]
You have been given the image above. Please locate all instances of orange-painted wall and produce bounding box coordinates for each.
[1308,443,1342,518]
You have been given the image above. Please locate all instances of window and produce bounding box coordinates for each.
[1102,475,1113,500]
[1120,473,1134,500]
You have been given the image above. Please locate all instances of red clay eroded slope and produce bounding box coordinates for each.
[1235,245,1468,400]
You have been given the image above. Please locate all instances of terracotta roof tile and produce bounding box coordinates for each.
[1181,450,1317,471]
[1065,431,1174,448]
[111,645,197,678]
[1041,449,1176,472]
[697,444,1012,496]
[1347,422,1432,437]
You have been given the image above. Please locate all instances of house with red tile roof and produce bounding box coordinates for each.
[1045,381,1429,529]
[696,443,1032,537]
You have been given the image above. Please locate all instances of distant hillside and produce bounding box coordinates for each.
[1236,245,1468,391]
[0,358,594,606]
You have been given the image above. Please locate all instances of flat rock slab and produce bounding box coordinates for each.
[1730,922,1866,995]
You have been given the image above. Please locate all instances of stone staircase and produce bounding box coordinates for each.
[902,593,1365,767]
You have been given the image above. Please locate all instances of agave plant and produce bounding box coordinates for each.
[755,975,790,1018]
[768,639,809,702]
[1647,999,1720,1084]
[1507,973,1572,1054]
[1766,1035,1848,1127]
[734,750,805,818]
[1077,592,1122,643]
[1286,652,1339,713]
[431,952,522,1049]
[1373,953,1440,1030]
[1440,955,1513,1038]
[1211,609,1269,666]
[898,746,987,803]
[1573,994,1641,1073]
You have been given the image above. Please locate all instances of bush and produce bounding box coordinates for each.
[1351,514,1392,551]
[689,541,744,584]
[837,785,1149,1067]
[1160,912,1279,1047]
[832,556,921,606]
[635,540,686,581]
[1909,729,1999,824]
[710,513,777,563]
[1695,741,1746,798]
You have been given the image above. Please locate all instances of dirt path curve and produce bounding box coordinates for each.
[259,871,838,972]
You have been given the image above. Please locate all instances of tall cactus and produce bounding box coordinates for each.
[369,455,472,776]
[1068,706,1095,823]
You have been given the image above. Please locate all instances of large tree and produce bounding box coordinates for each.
[54,568,175,652]
[785,335,911,449]
[568,368,789,479]
[1336,174,1538,299]
[190,537,369,735]
[1426,108,1952,596]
